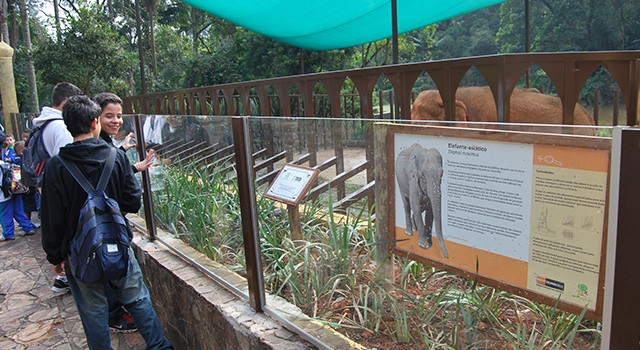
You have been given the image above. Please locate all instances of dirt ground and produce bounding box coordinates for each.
[295,147,369,185]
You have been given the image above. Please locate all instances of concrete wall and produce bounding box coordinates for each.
[131,235,312,350]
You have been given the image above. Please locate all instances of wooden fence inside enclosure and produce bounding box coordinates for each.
[120,52,640,215]
[123,52,640,125]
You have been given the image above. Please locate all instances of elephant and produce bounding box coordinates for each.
[396,143,449,258]
[411,89,468,123]
[411,86,595,134]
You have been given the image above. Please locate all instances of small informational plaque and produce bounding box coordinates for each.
[264,164,320,206]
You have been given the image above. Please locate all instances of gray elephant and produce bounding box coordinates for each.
[396,143,449,258]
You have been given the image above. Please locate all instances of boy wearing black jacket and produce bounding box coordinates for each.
[41,95,172,349]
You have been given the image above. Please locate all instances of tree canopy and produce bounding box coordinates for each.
[1,0,639,109]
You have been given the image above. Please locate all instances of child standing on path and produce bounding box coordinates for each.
[14,141,40,221]
[0,160,38,241]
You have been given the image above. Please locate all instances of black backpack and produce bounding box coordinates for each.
[0,162,12,198]
[0,163,29,196]
[22,119,57,187]
[59,148,132,283]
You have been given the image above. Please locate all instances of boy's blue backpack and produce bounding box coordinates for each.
[59,148,132,283]
[22,119,57,187]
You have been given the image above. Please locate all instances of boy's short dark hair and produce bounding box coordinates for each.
[93,92,123,110]
[14,140,24,154]
[52,82,83,108]
[62,95,101,137]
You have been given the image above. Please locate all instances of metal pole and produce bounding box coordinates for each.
[391,0,399,64]
[133,114,158,240]
[602,127,640,349]
[524,0,530,88]
[232,116,265,312]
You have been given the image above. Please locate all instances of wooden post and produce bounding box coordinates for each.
[379,90,384,118]
[593,90,600,126]
[612,89,620,126]
[288,205,303,242]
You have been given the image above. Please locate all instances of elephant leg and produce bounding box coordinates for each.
[418,203,433,249]
[400,193,413,236]
[411,201,431,249]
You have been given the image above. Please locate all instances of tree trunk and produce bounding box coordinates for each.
[191,7,199,54]
[53,0,61,40]
[150,15,157,80]
[107,0,113,21]
[135,0,147,94]
[8,0,17,47]
[18,0,38,112]
[143,0,158,80]
[0,0,9,43]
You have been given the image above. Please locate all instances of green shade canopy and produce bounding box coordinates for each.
[182,0,505,50]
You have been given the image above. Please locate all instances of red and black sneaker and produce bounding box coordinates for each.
[109,311,138,333]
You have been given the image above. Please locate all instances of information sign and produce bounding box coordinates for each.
[265,164,319,206]
[383,124,611,320]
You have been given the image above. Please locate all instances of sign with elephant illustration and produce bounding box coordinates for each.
[386,124,611,319]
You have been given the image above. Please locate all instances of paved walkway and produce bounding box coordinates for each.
[0,224,145,349]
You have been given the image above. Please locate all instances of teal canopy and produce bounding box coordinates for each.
[182,0,505,50]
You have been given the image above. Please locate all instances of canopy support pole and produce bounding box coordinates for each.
[525,0,530,87]
[391,0,398,64]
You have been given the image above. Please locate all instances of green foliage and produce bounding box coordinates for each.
[350,25,437,67]
[153,25,193,91]
[497,0,640,54]
[33,6,134,96]
[182,46,242,88]
[231,28,352,80]
[432,7,501,59]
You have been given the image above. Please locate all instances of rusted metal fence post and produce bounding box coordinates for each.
[373,123,394,284]
[603,127,640,349]
[133,114,157,240]
[232,116,266,312]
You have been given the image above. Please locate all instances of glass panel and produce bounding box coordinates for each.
[250,116,609,349]
[125,113,609,348]
[127,114,247,279]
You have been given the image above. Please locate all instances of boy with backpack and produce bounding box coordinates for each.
[27,82,82,292]
[40,95,172,349]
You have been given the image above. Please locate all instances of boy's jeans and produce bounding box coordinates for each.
[66,248,173,350]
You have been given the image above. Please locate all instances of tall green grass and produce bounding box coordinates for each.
[152,162,601,349]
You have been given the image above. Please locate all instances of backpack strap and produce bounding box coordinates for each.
[59,148,117,194]
[96,148,116,192]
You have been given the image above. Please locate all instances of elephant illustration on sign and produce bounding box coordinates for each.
[396,143,449,258]
[411,86,595,134]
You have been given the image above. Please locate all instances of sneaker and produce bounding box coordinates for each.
[0,236,15,242]
[21,226,40,236]
[109,312,138,333]
[51,276,70,293]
